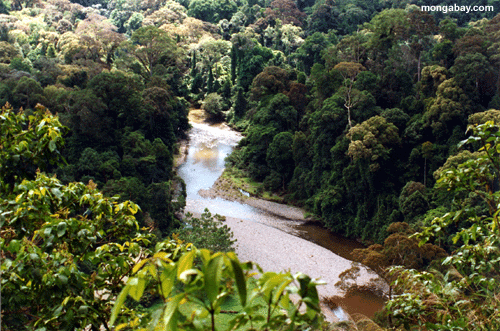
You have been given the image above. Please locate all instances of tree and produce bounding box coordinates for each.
[260,0,307,28]
[327,31,369,64]
[188,0,237,24]
[130,26,184,78]
[347,115,401,173]
[0,0,8,14]
[337,3,369,35]
[468,109,500,125]
[452,29,487,57]
[423,78,470,139]
[249,66,290,101]
[380,107,410,132]
[292,32,331,74]
[385,121,500,330]
[285,81,307,116]
[266,131,294,190]
[0,104,158,330]
[333,62,366,130]
[419,65,448,99]
[306,1,336,34]
[75,13,125,67]
[12,77,43,109]
[176,209,235,252]
[202,92,224,120]
[365,9,408,63]
[141,86,177,145]
[124,12,144,34]
[0,41,20,63]
[399,181,429,221]
[450,53,496,107]
[9,57,31,73]
[421,141,433,186]
[87,70,144,130]
[406,9,437,82]
[232,84,247,118]
[352,222,446,273]
[253,93,297,133]
[66,89,113,145]
[147,181,179,233]
[192,37,232,73]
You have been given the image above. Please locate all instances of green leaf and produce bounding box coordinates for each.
[198,249,211,266]
[205,254,224,305]
[57,222,67,237]
[110,286,131,325]
[177,250,194,279]
[57,274,68,284]
[129,277,146,301]
[49,140,56,152]
[297,273,319,306]
[160,266,177,299]
[8,239,21,253]
[261,273,288,300]
[230,258,247,307]
[163,293,184,331]
[179,268,199,283]
[132,259,149,274]
[273,276,292,304]
[280,291,290,310]
[78,305,89,314]
[50,188,62,200]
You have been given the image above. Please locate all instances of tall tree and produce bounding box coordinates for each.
[406,8,437,82]
[130,26,184,78]
[333,62,366,131]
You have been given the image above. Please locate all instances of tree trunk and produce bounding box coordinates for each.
[423,157,427,187]
[417,53,422,82]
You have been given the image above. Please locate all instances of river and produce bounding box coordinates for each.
[177,113,386,321]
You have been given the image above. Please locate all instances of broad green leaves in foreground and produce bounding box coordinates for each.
[111,246,325,331]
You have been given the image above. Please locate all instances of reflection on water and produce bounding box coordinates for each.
[332,306,350,321]
[177,122,262,218]
[193,142,219,169]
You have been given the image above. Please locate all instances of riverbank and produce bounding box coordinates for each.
[185,209,385,324]
[176,110,389,324]
[185,174,389,324]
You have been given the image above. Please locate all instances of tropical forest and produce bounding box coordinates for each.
[1,0,500,329]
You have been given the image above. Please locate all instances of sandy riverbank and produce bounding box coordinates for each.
[178,111,388,323]
[185,201,387,324]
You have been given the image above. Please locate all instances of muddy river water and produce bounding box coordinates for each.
[177,118,386,320]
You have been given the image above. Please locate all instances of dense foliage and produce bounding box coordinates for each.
[382,121,500,330]
[2,0,500,328]
[176,209,236,253]
[110,244,325,331]
[0,103,323,331]
[225,7,500,244]
[0,104,157,330]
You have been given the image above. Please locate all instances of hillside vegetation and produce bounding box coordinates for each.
[1,0,500,329]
